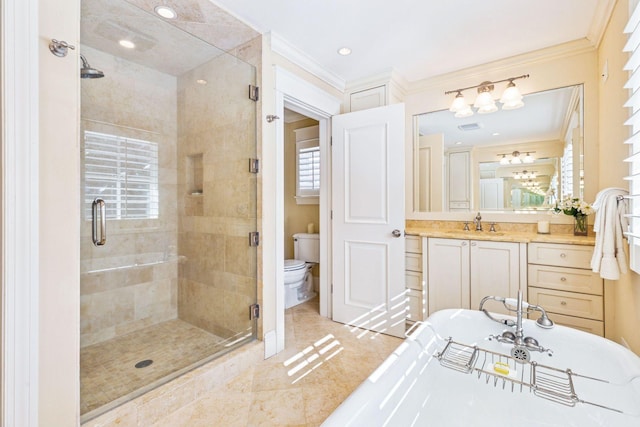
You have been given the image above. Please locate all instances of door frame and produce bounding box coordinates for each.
[272,66,341,355]
[2,0,41,424]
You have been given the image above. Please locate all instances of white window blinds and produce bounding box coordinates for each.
[297,142,320,196]
[84,131,159,220]
[624,1,640,272]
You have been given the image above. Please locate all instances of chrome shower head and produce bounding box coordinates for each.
[80,55,104,79]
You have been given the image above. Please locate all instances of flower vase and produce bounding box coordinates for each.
[574,214,588,236]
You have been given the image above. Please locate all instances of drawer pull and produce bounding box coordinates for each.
[561,301,567,306]
[560,277,567,282]
[560,253,567,258]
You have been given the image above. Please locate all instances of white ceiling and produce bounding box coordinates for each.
[211,0,612,84]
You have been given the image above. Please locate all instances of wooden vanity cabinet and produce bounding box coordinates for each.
[527,242,604,336]
[426,237,524,316]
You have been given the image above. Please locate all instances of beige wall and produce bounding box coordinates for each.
[598,0,640,354]
[79,46,179,347]
[284,118,320,260]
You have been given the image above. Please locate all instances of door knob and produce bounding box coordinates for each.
[392,229,402,238]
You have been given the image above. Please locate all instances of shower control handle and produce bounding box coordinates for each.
[92,198,106,246]
[392,229,402,238]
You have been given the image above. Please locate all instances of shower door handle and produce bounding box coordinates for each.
[92,198,106,246]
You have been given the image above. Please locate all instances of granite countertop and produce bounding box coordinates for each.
[404,227,596,246]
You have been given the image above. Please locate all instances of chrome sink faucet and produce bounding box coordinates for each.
[474,212,483,231]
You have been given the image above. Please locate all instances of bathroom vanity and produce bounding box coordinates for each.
[405,227,601,335]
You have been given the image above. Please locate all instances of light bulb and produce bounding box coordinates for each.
[449,92,467,112]
[523,152,534,163]
[499,155,509,165]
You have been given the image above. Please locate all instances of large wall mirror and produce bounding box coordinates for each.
[413,84,584,212]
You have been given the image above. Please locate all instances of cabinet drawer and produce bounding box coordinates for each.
[405,271,423,291]
[528,287,603,320]
[550,313,604,336]
[528,264,603,295]
[528,243,593,269]
[405,253,422,272]
[405,235,422,253]
[407,289,425,322]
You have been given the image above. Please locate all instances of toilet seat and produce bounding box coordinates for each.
[284,259,307,271]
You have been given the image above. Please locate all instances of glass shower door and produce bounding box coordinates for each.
[79,0,257,420]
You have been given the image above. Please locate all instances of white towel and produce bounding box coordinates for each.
[590,188,629,280]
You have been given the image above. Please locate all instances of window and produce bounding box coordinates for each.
[297,141,320,195]
[624,1,640,272]
[294,125,320,204]
[84,131,159,220]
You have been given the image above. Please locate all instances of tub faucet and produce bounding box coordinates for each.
[474,212,483,231]
[479,291,555,357]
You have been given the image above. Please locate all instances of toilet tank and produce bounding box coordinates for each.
[293,233,320,263]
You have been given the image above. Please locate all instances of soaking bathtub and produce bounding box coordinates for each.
[322,309,640,426]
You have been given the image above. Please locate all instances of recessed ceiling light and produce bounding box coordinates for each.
[455,141,462,145]
[196,79,207,85]
[119,39,135,49]
[337,47,352,56]
[492,132,500,136]
[154,5,177,19]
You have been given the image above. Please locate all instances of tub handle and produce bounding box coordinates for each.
[92,198,106,246]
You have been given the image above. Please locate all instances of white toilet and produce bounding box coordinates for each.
[284,233,319,309]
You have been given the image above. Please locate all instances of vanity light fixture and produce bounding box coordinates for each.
[497,150,535,165]
[513,170,537,180]
[154,5,177,19]
[446,74,529,117]
[523,152,535,163]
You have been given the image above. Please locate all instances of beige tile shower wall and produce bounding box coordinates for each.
[177,50,258,339]
[80,46,179,347]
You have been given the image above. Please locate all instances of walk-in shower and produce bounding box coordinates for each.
[79,0,258,421]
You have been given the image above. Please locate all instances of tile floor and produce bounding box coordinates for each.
[81,319,247,416]
[150,298,403,426]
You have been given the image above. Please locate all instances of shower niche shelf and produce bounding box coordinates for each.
[187,153,204,196]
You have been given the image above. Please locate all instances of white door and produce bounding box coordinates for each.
[332,103,406,338]
[480,178,504,210]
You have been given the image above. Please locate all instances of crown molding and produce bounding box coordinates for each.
[587,0,617,48]
[408,38,597,95]
[269,31,346,92]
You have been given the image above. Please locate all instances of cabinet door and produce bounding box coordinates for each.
[349,85,386,112]
[470,240,520,314]
[427,238,470,313]
[447,151,470,211]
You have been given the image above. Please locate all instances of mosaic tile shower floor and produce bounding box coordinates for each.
[81,319,230,415]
